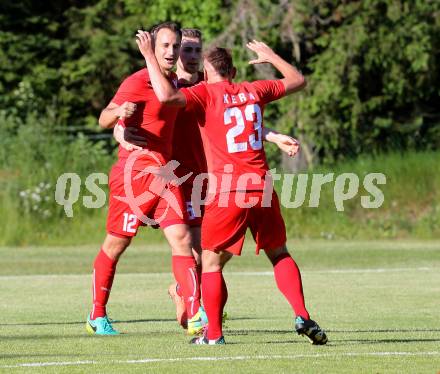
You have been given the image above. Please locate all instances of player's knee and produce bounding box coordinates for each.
[177,229,192,249]
[102,234,131,260]
[202,257,222,272]
[201,250,230,272]
[168,226,192,255]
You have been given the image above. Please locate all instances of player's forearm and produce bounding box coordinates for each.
[98,107,119,129]
[268,54,306,94]
[263,127,280,143]
[143,52,174,101]
[263,127,300,157]
[143,54,183,106]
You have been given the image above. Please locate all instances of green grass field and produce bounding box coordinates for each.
[1,240,440,373]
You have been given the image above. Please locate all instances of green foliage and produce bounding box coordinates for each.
[1,0,438,160]
[279,150,440,240]
[293,0,440,162]
[0,110,113,245]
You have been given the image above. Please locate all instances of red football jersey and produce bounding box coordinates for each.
[173,72,207,180]
[111,68,179,170]
[181,80,285,192]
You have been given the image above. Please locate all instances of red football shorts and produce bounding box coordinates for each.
[201,190,287,255]
[106,164,187,237]
[180,180,207,227]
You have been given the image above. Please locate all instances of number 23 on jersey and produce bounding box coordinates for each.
[224,103,262,153]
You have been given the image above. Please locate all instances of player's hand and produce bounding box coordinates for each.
[247,40,276,65]
[117,102,137,119]
[113,124,147,151]
[275,134,300,157]
[136,30,154,58]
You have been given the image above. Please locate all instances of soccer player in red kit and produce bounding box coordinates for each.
[116,28,299,330]
[167,29,207,328]
[113,28,207,330]
[86,22,205,336]
[136,30,328,345]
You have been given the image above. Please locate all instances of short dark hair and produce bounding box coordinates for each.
[181,28,202,40]
[150,21,182,43]
[204,47,233,78]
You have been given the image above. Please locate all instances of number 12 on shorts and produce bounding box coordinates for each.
[122,212,137,233]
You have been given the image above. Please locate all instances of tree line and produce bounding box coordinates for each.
[1,0,438,166]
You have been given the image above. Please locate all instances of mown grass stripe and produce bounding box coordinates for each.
[2,351,439,368]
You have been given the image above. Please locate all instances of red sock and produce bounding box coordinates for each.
[202,271,228,340]
[91,249,117,319]
[273,253,309,320]
[220,274,228,307]
[172,256,200,319]
[175,263,202,298]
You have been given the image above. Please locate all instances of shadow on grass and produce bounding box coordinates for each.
[1,331,179,340]
[329,329,440,333]
[221,328,440,345]
[228,329,293,336]
[0,318,177,327]
[0,316,257,327]
[0,353,92,359]
[1,334,103,340]
[224,328,440,336]
[332,338,440,345]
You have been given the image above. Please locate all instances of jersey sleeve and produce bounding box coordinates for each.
[111,75,143,105]
[251,80,286,104]
[181,82,209,115]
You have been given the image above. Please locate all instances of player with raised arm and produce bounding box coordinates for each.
[113,28,207,330]
[114,28,300,330]
[135,30,328,345]
[86,22,206,336]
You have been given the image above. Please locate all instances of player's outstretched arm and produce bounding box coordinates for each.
[247,40,306,95]
[136,30,186,107]
[98,102,137,129]
[263,127,300,158]
[113,124,148,151]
